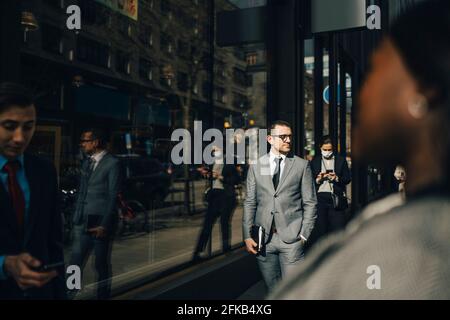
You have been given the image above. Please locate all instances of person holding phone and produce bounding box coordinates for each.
[309,136,351,247]
[0,83,66,299]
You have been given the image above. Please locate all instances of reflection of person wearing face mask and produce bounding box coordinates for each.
[308,136,351,248]
[193,146,241,261]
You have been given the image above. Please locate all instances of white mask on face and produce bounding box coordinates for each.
[322,150,333,159]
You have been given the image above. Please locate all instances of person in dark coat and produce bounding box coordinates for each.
[0,82,66,300]
[309,136,351,246]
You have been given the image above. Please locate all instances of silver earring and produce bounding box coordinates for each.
[408,96,429,119]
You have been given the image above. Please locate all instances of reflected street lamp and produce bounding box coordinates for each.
[21,11,39,42]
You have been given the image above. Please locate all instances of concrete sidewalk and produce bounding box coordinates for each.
[237,281,267,300]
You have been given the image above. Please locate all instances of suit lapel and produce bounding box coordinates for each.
[277,156,294,191]
[23,155,41,246]
[0,180,19,237]
[259,154,275,194]
[88,153,109,182]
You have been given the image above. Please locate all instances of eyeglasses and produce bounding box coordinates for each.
[80,139,94,143]
[271,134,292,142]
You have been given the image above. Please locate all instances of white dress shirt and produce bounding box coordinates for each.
[269,150,286,179]
[90,150,107,171]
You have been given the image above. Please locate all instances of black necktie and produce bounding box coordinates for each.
[272,157,283,190]
[85,158,95,179]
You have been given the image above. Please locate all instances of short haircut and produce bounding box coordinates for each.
[390,0,450,112]
[0,82,34,114]
[82,128,107,148]
[270,120,292,134]
[390,0,450,183]
[320,135,333,147]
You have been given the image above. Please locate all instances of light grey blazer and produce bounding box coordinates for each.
[73,153,122,230]
[243,153,317,244]
[269,193,450,300]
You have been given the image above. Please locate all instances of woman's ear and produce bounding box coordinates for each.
[407,94,429,119]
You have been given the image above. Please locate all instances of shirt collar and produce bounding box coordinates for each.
[269,150,286,163]
[0,154,24,171]
[90,150,107,163]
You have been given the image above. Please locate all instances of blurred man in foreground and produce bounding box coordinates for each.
[0,82,65,299]
[270,0,450,299]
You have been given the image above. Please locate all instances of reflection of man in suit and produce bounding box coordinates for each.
[243,120,317,292]
[0,82,66,299]
[70,129,121,300]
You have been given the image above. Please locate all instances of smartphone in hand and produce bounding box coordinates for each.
[35,261,65,272]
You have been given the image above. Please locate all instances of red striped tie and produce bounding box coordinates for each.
[2,161,25,235]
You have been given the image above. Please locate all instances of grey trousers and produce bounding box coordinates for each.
[256,233,305,293]
[69,225,114,300]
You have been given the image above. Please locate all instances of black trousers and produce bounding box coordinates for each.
[307,192,347,250]
[194,189,236,255]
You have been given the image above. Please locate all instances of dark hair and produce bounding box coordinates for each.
[82,128,107,148]
[390,0,450,183]
[320,135,333,148]
[0,82,34,114]
[390,0,450,111]
[270,120,291,134]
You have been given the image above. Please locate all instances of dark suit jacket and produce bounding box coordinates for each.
[0,154,66,300]
[207,157,242,196]
[310,154,351,197]
[221,163,242,196]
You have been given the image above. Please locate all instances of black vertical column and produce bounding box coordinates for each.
[339,60,347,157]
[328,33,338,149]
[381,0,390,33]
[350,63,368,215]
[208,0,215,129]
[206,0,216,257]
[0,0,21,82]
[267,0,304,155]
[295,0,305,156]
[313,36,324,156]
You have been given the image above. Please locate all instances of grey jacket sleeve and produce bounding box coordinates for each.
[299,162,318,240]
[101,159,122,230]
[243,164,257,240]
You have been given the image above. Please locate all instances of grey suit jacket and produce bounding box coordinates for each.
[269,193,450,299]
[73,153,122,230]
[243,153,317,244]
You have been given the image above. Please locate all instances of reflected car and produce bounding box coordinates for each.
[118,154,172,209]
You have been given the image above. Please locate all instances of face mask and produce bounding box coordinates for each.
[322,150,333,159]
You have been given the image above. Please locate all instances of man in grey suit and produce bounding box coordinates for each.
[70,128,122,299]
[243,120,317,292]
